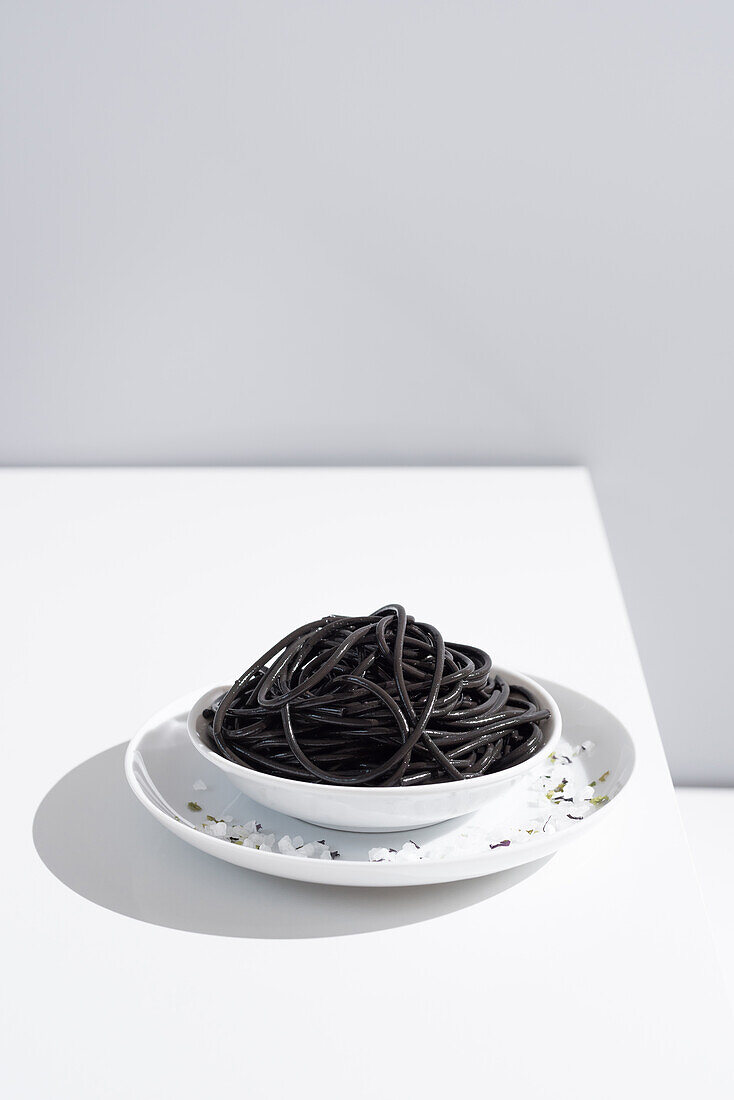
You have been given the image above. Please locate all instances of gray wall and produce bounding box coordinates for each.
[2,2,732,783]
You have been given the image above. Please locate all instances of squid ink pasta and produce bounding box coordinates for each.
[204,604,550,788]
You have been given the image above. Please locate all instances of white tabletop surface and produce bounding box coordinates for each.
[676,788,734,1006]
[1,468,731,1099]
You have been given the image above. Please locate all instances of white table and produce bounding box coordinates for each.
[2,469,731,1099]
[676,788,734,1006]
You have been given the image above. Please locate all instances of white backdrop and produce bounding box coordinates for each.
[1,2,732,782]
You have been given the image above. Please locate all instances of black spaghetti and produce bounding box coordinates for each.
[205,604,550,787]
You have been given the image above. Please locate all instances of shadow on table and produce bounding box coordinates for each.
[32,740,553,939]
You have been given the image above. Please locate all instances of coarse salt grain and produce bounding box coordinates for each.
[396,842,422,863]
[193,779,207,791]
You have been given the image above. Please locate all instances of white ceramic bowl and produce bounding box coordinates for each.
[187,668,561,832]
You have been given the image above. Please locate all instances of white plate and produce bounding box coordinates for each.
[125,683,635,887]
[186,667,562,832]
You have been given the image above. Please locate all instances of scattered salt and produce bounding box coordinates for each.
[189,736,608,864]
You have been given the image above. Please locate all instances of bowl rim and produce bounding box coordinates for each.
[186,666,562,797]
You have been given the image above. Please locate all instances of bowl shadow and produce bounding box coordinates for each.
[32,740,553,939]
